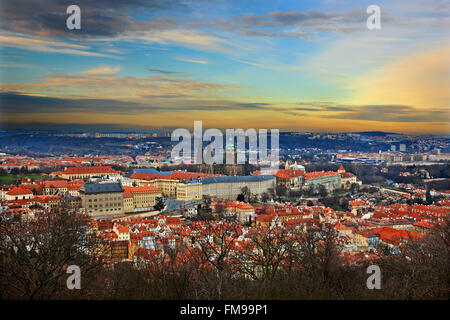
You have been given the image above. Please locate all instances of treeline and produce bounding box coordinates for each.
[0,207,448,300]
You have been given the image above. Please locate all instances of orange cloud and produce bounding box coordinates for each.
[79,66,122,75]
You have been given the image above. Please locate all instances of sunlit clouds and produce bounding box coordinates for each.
[0,0,449,134]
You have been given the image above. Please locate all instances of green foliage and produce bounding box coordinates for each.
[153,197,164,211]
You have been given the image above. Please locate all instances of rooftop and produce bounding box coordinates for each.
[82,182,124,194]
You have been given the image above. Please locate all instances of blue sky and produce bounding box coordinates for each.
[0,0,449,133]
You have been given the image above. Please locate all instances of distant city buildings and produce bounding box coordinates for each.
[336,152,450,164]
[0,142,448,270]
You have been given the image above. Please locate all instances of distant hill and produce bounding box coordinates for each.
[352,131,401,136]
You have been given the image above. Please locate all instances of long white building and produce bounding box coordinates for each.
[198,175,275,200]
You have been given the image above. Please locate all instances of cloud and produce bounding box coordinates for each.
[1,92,448,133]
[321,105,449,123]
[0,92,143,114]
[147,68,189,75]
[0,0,393,55]
[274,101,449,123]
[0,0,189,38]
[0,92,270,116]
[207,8,375,38]
[267,11,332,25]
[129,30,238,53]
[0,0,241,54]
[177,57,209,64]
[0,72,242,101]
[0,34,116,58]
[79,65,121,75]
[0,121,135,131]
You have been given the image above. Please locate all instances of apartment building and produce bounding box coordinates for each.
[199,175,276,200]
[43,180,68,195]
[123,185,162,212]
[176,180,203,201]
[80,182,124,217]
[303,172,341,192]
[5,187,33,201]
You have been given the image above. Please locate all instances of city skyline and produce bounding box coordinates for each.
[0,0,449,134]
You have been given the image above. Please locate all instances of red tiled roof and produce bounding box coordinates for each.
[349,200,364,206]
[304,171,339,179]
[340,172,355,178]
[6,187,33,195]
[33,195,62,203]
[63,166,118,175]
[123,184,161,193]
[131,170,222,182]
[116,226,129,233]
[274,169,305,179]
[256,214,273,223]
[413,220,434,229]
[43,180,68,188]
[166,217,181,225]
[123,190,133,198]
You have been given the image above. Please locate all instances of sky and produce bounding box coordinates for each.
[0,0,449,134]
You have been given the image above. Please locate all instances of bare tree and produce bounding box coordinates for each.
[0,204,109,299]
[238,225,293,289]
[195,221,242,299]
[240,186,251,202]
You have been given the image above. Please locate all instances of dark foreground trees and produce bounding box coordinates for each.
[1,208,448,300]
[0,205,109,299]
[81,220,448,300]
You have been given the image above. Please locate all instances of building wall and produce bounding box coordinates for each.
[132,190,161,209]
[81,191,124,217]
[176,182,202,201]
[124,197,134,213]
[341,176,357,189]
[304,174,341,192]
[136,179,178,197]
[43,187,67,195]
[276,176,302,188]
[202,178,275,200]
[5,193,32,201]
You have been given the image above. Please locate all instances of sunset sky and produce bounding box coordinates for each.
[0,0,449,134]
